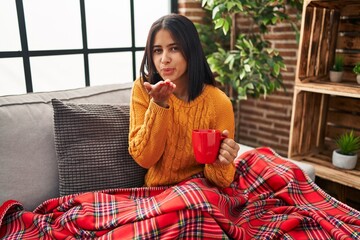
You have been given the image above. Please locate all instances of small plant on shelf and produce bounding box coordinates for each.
[335,130,360,155]
[353,62,360,84]
[332,130,360,170]
[329,55,344,83]
[353,62,360,75]
[332,55,344,72]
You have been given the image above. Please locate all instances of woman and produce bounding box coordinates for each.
[128,14,240,188]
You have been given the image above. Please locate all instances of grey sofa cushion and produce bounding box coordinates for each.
[52,99,147,196]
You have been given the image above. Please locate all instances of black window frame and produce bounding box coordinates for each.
[0,0,178,93]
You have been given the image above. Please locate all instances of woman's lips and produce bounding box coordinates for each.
[161,68,174,76]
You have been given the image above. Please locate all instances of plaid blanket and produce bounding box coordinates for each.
[1,147,360,239]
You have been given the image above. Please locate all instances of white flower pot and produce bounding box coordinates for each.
[332,150,358,170]
[357,75,360,84]
[329,71,343,83]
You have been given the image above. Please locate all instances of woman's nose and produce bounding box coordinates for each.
[161,52,170,64]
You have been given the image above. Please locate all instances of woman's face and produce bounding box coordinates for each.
[152,29,188,85]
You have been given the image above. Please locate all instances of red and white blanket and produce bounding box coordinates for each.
[1,147,360,239]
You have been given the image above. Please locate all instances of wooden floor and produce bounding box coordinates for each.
[315,177,360,211]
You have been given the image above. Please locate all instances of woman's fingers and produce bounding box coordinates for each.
[222,130,229,138]
[217,138,240,164]
[143,82,153,93]
[144,80,176,107]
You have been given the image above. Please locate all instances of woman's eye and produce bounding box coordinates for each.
[153,49,162,54]
[171,47,179,51]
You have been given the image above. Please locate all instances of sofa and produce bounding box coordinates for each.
[0,82,315,211]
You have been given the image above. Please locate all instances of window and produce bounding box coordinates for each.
[0,0,177,96]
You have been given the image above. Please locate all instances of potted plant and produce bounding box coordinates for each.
[353,62,360,84]
[329,55,344,83]
[198,0,302,140]
[332,130,360,169]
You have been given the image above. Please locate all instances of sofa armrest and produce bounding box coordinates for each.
[238,144,315,181]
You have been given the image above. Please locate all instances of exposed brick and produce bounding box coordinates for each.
[259,126,290,138]
[278,50,297,57]
[280,138,290,146]
[261,95,293,105]
[274,91,294,98]
[271,26,295,32]
[238,107,264,117]
[275,43,299,49]
[283,59,297,65]
[238,137,258,146]
[256,103,288,114]
[249,129,277,140]
[283,68,296,75]
[178,2,202,8]
[260,143,288,156]
[265,34,297,41]
[266,113,292,122]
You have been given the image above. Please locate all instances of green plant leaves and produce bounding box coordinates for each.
[332,55,344,72]
[198,0,303,101]
[335,130,360,155]
[353,62,360,75]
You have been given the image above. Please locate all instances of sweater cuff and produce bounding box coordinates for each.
[204,162,236,188]
[149,99,171,115]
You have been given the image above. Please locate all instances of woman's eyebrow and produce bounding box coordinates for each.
[153,43,177,48]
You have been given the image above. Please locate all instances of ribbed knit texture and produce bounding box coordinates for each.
[129,79,236,188]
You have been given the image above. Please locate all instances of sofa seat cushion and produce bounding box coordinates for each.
[52,99,147,196]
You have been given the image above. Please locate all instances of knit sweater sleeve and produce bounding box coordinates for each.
[128,79,170,169]
[204,88,236,188]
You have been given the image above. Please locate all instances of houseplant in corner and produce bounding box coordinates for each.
[329,55,344,83]
[332,130,360,170]
[197,0,303,140]
[353,62,360,84]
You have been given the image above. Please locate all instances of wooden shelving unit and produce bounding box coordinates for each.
[289,0,360,207]
[296,81,360,98]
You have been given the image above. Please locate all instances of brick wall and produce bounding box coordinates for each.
[178,0,301,157]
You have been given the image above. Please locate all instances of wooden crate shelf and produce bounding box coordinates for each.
[296,81,360,98]
[289,0,360,205]
[292,154,360,190]
[315,177,360,210]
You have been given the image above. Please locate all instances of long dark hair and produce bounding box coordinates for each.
[139,14,215,101]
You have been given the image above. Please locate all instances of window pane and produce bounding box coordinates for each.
[0,0,21,51]
[85,0,131,49]
[23,0,82,50]
[31,55,85,92]
[134,0,171,47]
[0,58,26,96]
[135,51,144,79]
[89,52,133,86]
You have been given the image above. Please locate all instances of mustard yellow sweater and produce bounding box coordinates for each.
[128,78,236,188]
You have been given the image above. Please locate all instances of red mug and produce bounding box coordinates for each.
[192,129,226,164]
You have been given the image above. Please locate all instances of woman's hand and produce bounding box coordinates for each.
[216,130,240,165]
[143,79,176,108]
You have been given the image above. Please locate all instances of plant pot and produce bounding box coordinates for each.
[329,71,343,83]
[357,75,360,84]
[332,150,358,170]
